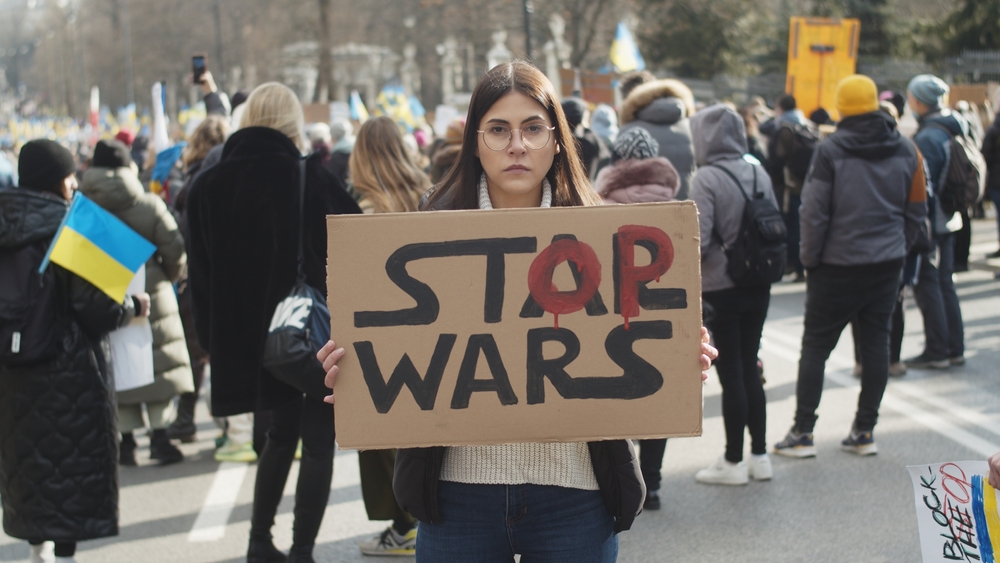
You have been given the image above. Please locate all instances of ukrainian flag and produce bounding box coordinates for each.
[610,22,646,73]
[39,192,155,303]
[350,90,369,123]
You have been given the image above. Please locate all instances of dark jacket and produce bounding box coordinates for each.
[914,110,967,234]
[799,112,928,269]
[186,127,362,416]
[982,112,1000,194]
[620,80,696,200]
[0,188,137,542]
[393,440,645,534]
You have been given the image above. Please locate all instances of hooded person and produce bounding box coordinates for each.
[80,139,193,466]
[1,139,148,563]
[619,78,696,199]
[688,104,778,485]
[594,127,678,204]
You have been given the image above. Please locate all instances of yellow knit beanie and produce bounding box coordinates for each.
[835,75,879,118]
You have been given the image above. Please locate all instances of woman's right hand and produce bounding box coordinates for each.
[317,340,346,405]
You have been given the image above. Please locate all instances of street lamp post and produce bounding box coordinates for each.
[522,0,533,61]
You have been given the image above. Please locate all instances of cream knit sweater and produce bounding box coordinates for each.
[439,176,599,491]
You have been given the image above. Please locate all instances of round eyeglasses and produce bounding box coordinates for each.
[476,124,556,151]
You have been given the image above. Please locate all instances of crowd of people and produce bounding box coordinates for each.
[1,58,999,563]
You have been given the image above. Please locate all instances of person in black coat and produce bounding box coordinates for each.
[186,83,361,563]
[0,140,149,563]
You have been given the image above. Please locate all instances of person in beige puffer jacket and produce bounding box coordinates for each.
[80,139,194,466]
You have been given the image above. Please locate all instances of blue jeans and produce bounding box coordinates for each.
[913,233,965,359]
[794,260,902,433]
[416,481,617,563]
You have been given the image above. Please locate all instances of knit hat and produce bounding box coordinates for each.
[613,127,660,161]
[561,98,587,129]
[18,139,76,191]
[907,74,949,108]
[93,139,133,169]
[114,128,136,146]
[835,75,879,118]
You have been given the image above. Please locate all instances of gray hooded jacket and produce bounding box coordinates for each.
[689,104,778,292]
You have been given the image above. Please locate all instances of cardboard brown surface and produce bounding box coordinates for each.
[327,201,703,449]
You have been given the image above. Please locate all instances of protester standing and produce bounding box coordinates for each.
[906,75,967,370]
[317,61,717,563]
[0,139,150,563]
[80,139,193,466]
[690,104,776,484]
[347,116,431,556]
[980,99,1000,258]
[186,83,361,563]
[774,75,928,458]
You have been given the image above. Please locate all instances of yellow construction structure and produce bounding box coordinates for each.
[786,17,860,120]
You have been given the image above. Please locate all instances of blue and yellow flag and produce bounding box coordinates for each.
[39,192,155,302]
[350,90,369,122]
[610,22,646,73]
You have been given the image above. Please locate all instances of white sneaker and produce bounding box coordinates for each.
[30,542,54,563]
[695,455,748,485]
[748,454,773,481]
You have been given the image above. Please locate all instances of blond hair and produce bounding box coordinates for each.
[238,82,307,153]
[183,114,229,168]
[349,116,431,213]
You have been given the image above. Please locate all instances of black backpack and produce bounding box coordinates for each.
[782,122,820,185]
[929,122,987,216]
[0,242,66,366]
[711,164,787,287]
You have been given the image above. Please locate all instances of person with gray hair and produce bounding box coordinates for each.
[324,119,354,186]
[905,74,967,370]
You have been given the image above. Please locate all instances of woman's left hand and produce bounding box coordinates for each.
[700,326,717,382]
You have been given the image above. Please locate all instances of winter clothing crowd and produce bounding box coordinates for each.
[1,60,998,563]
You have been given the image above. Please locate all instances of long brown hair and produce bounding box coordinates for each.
[183,115,229,169]
[423,61,602,210]
[349,116,431,213]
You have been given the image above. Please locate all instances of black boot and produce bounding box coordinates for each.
[149,429,184,465]
[248,536,286,563]
[120,432,137,466]
[167,393,198,443]
[286,545,315,563]
[250,438,297,562]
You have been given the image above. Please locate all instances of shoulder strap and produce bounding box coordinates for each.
[708,163,758,201]
[296,158,306,283]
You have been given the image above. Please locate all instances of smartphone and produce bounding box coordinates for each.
[192,54,207,84]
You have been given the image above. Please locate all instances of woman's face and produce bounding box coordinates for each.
[476,91,559,209]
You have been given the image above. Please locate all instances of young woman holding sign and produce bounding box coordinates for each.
[318,62,717,563]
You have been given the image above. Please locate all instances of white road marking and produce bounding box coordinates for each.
[188,462,249,542]
[762,327,1000,457]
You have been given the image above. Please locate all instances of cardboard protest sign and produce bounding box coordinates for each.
[907,461,1000,562]
[327,201,703,449]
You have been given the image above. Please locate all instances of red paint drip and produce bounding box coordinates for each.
[554,313,560,330]
[655,275,661,283]
[623,315,630,331]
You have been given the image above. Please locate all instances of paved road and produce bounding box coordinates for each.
[2,217,998,563]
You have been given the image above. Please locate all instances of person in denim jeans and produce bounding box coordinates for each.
[774,75,928,459]
[316,62,718,563]
[906,74,967,369]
